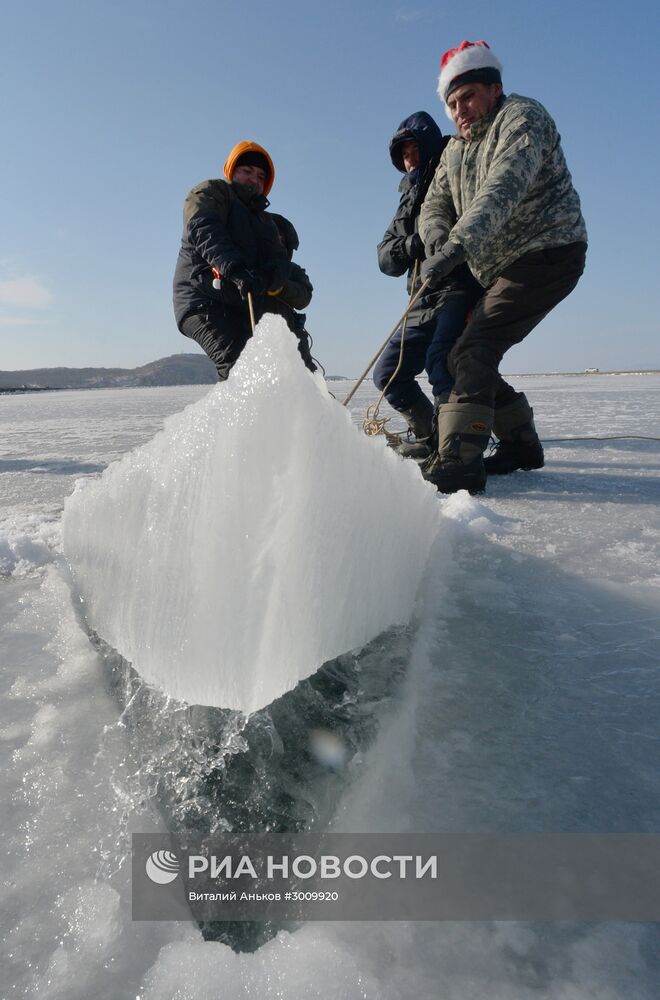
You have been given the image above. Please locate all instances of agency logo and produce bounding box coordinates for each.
[145,850,180,885]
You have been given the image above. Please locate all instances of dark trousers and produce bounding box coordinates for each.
[181,310,251,382]
[181,305,316,381]
[373,292,475,411]
[448,242,587,408]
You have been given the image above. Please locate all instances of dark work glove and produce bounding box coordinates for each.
[423,228,447,258]
[262,259,290,295]
[222,261,267,300]
[420,241,466,289]
[405,233,425,262]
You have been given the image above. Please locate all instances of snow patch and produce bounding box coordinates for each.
[0,517,58,577]
[439,490,515,535]
[140,931,384,1000]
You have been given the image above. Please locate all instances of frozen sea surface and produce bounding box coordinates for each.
[1,367,659,998]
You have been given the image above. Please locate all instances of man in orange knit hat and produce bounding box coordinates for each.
[173,141,314,380]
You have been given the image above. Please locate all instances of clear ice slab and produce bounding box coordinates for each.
[62,318,440,714]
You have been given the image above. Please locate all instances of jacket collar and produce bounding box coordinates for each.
[398,156,438,194]
[232,182,270,211]
[460,94,506,142]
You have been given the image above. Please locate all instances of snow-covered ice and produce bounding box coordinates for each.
[1,359,659,998]
[62,318,440,712]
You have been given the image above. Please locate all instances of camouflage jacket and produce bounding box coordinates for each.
[418,94,587,288]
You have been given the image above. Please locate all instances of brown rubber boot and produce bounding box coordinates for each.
[484,394,544,475]
[421,401,493,494]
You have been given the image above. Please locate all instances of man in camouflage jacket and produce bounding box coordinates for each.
[418,40,587,494]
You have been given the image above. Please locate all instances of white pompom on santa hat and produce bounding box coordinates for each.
[437,39,503,109]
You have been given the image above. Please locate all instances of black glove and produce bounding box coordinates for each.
[405,233,425,262]
[423,228,447,257]
[420,241,466,289]
[222,262,266,300]
[262,259,290,296]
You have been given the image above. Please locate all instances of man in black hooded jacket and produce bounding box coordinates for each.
[173,141,314,381]
[374,112,482,456]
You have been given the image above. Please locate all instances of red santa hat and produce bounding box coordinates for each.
[437,40,503,109]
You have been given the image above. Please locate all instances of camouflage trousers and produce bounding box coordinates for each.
[448,241,587,409]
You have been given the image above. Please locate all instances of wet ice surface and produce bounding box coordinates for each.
[1,363,659,998]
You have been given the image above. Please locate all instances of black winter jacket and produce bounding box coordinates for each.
[173,178,312,330]
[377,111,476,325]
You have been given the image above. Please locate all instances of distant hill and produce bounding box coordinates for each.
[1,357,656,394]
[0,353,218,391]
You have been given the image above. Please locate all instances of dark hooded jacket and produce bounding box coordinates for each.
[377,111,473,325]
[172,178,312,330]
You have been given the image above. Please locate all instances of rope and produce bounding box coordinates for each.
[541,435,660,443]
[362,261,420,438]
[342,278,430,407]
[307,331,327,377]
[336,285,660,449]
[486,433,660,453]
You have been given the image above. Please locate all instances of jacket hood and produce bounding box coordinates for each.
[269,213,299,259]
[224,141,275,196]
[389,111,446,173]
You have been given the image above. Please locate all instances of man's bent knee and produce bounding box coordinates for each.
[448,339,503,405]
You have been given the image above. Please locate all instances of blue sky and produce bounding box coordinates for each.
[1,0,658,375]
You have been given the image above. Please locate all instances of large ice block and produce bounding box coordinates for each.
[62,318,440,714]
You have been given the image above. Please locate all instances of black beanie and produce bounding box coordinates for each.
[235,150,270,174]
